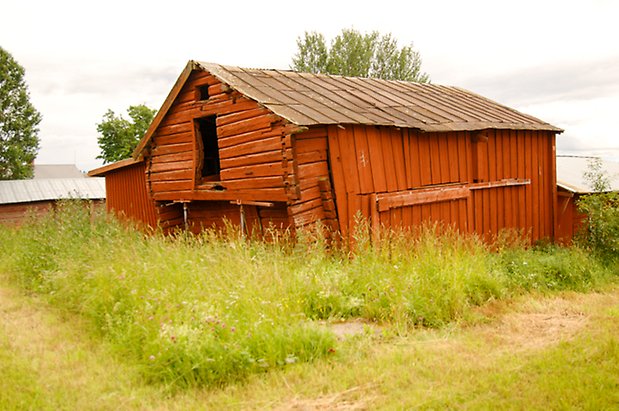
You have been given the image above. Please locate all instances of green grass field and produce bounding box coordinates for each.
[1,201,617,409]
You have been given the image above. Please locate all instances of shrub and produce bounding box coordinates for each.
[577,192,619,264]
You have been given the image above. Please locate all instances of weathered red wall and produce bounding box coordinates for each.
[321,125,556,242]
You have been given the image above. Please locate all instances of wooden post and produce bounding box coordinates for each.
[239,203,246,238]
[370,193,379,247]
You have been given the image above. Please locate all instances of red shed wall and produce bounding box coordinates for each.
[0,201,54,225]
[105,161,158,228]
[556,190,586,244]
[326,125,556,242]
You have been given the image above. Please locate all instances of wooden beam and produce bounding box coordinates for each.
[230,200,274,207]
[377,185,470,212]
[469,178,530,190]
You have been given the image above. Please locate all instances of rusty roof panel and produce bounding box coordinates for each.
[194,62,562,133]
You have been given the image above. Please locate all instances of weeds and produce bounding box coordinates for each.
[0,200,615,388]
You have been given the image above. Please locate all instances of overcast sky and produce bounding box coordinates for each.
[2,0,618,172]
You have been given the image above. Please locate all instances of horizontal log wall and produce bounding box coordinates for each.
[105,161,158,228]
[327,125,556,242]
[147,70,296,204]
[287,126,337,229]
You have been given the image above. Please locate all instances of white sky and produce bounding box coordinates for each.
[2,0,619,172]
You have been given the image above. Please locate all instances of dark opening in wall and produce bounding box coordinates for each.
[197,85,210,101]
[196,116,220,178]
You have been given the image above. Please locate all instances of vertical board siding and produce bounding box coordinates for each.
[105,161,158,228]
[327,125,556,242]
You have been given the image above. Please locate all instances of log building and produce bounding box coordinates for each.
[90,61,563,241]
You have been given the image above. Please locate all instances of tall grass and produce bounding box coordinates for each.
[0,200,614,388]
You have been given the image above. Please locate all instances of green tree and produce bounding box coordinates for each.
[96,104,156,164]
[583,157,611,192]
[0,47,42,180]
[291,29,430,82]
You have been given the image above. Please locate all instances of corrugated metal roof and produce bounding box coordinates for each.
[557,156,619,193]
[197,61,562,133]
[0,178,106,205]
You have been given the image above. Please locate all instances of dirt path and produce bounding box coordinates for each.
[0,284,154,410]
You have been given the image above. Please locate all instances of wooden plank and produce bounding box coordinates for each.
[153,188,289,202]
[429,134,441,185]
[339,126,361,194]
[298,161,329,179]
[150,180,193,192]
[220,161,284,180]
[354,125,374,194]
[377,185,470,212]
[218,128,282,150]
[402,129,413,189]
[326,125,347,234]
[380,127,399,192]
[199,97,260,118]
[447,131,459,183]
[438,132,450,183]
[295,138,328,156]
[418,134,432,186]
[289,197,323,215]
[219,136,282,159]
[409,129,422,188]
[220,150,281,169]
[150,160,193,173]
[217,107,272,127]
[223,176,284,190]
[391,128,408,190]
[295,126,327,140]
[150,151,194,164]
[296,150,327,165]
[151,142,193,157]
[218,113,279,139]
[366,126,387,192]
[469,179,530,190]
[458,132,469,183]
[149,169,194,182]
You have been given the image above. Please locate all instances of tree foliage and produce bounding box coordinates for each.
[291,29,429,82]
[583,157,611,192]
[577,158,618,263]
[0,47,42,180]
[96,104,156,164]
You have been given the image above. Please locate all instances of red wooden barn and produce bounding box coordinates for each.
[90,61,563,241]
